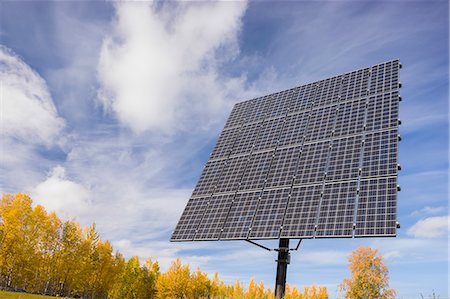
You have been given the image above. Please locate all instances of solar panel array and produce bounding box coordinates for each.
[172,59,401,241]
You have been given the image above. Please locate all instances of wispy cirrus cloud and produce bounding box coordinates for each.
[410,206,447,217]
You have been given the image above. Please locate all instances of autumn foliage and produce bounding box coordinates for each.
[0,193,333,298]
[340,246,396,299]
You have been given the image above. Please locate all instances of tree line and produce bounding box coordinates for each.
[0,193,395,299]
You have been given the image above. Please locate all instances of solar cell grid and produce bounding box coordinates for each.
[316,181,358,237]
[253,117,285,152]
[340,68,370,100]
[215,155,248,194]
[195,194,234,240]
[355,177,397,236]
[361,129,398,178]
[289,83,316,114]
[191,160,224,197]
[249,188,291,239]
[281,184,323,238]
[220,191,261,239]
[172,197,209,241]
[239,151,274,191]
[265,146,301,188]
[224,100,253,129]
[313,76,342,108]
[366,91,399,132]
[294,141,330,185]
[210,126,241,160]
[304,105,337,143]
[369,60,400,95]
[278,112,309,147]
[245,95,273,124]
[231,122,262,155]
[326,135,362,182]
[334,98,366,138]
[268,89,298,118]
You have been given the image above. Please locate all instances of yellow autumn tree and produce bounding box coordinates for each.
[211,272,228,298]
[230,280,245,299]
[340,246,396,299]
[156,258,191,298]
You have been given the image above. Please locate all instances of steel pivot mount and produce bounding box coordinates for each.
[245,238,302,299]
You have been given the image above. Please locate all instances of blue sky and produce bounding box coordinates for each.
[0,1,448,298]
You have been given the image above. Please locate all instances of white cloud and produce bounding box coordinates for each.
[410,206,447,216]
[0,46,64,145]
[407,216,449,238]
[32,165,90,219]
[97,1,248,134]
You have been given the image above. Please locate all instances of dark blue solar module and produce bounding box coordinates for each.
[171,59,401,241]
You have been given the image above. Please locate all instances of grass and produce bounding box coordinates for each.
[0,291,63,299]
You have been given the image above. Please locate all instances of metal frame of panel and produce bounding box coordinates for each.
[172,59,401,242]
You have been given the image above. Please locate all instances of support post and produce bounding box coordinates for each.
[274,238,290,299]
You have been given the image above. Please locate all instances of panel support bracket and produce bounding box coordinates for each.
[245,239,273,252]
[244,238,302,298]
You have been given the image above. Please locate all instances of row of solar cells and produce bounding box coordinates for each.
[193,128,398,197]
[224,60,400,130]
[211,91,399,161]
[172,176,397,241]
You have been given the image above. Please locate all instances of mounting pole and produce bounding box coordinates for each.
[275,238,290,299]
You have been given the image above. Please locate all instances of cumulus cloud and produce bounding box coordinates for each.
[0,46,64,145]
[97,1,248,134]
[407,216,448,238]
[32,165,91,219]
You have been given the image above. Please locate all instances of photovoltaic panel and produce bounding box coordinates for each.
[215,155,248,194]
[313,76,342,108]
[355,177,397,236]
[316,181,358,237]
[171,197,209,241]
[191,160,224,197]
[294,141,330,185]
[220,191,261,239]
[246,95,273,124]
[340,68,370,100]
[224,100,253,129]
[209,126,241,160]
[195,193,235,240]
[369,60,400,95]
[366,91,400,131]
[361,129,398,178]
[304,106,337,143]
[289,83,316,114]
[278,112,309,147]
[249,188,291,239]
[265,146,301,188]
[333,98,366,138]
[231,122,262,155]
[172,59,401,242]
[268,89,298,118]
[239,151,274,191]
[253,117,285,152]
[280,184,323,238]
[326,135,362,182]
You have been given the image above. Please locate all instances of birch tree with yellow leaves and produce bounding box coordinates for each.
[340,246,396,299]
